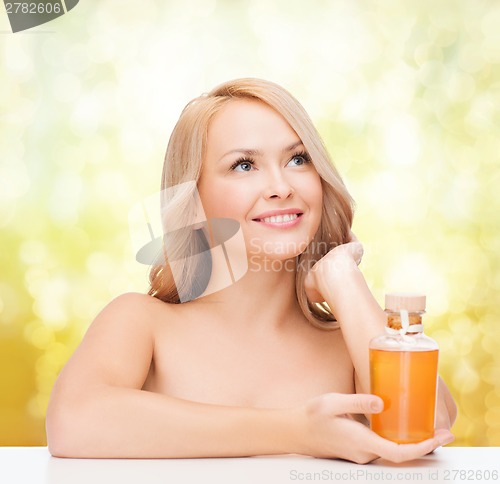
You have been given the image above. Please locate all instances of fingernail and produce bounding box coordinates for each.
[370,399,383,412]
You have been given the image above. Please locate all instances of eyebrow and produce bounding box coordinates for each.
[218,140,304,162]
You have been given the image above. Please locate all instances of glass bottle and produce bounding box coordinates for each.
[369,292,439,444]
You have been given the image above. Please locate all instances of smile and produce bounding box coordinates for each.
[252,213,303,228]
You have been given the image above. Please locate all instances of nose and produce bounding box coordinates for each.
[263,167,294,200]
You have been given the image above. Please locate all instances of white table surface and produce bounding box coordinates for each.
[1,447,499,484]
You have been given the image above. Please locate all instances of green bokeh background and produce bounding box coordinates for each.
[1,0,499,446]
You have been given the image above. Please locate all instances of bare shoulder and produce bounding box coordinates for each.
[99,291,166,317]
[51,292,171,395]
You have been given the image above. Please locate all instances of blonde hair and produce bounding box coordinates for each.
[148,78,354,330]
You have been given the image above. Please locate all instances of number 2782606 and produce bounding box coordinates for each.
[5,2,62,14]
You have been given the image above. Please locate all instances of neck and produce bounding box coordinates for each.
[190,255,304,332]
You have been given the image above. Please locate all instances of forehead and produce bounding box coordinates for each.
[206,99,299,150]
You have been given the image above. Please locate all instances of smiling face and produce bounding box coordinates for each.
[197,99,323,260]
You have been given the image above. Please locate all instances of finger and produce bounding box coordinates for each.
[368,429,455,464]
[322,393,384,416]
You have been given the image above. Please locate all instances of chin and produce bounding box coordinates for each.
[246,235,312,260]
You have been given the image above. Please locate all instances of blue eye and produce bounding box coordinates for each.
[287,151,311,167]
[230,159,254,172]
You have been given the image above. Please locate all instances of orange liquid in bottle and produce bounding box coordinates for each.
[370,348,438,443]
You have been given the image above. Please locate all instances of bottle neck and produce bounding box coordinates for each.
[385,309,424,336]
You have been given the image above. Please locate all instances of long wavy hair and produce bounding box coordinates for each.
[148,78,354,330]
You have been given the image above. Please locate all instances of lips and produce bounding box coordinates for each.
[251,208,304,228]
[252,208,304,222]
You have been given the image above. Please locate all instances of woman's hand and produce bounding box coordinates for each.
[292,393,455,464]
[304,230,364,303]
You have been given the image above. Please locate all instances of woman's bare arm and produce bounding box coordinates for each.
[46,292,454,462]
[46,292,295,458]
[305,244,457,428]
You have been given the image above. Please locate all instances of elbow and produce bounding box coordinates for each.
[46,398,90,458]
[46,404,76,458]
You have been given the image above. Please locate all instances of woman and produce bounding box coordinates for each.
[46,78,456,463]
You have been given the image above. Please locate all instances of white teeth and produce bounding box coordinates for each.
[261,214,298,223]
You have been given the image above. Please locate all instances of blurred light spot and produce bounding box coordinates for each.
[433,29,458,48]
[52,72,82,104]
[485,407,500,428]
[381,112,420,166]
[436,173,476,222]
[191,0,216,17]
[481,362,500,386]
[372,64,416,110]
[88,33,117,63]
[487,428,500,446]
[26,394,49,419]
[464,94,495,135]
[4,43,34,81]
[64,43,91,74]
[83,135,110,165]
[32,277,69,329]
[86,251,115,278]
[57,143,86,173]
[449,316,475,336]
[0,158,30,202]
[338,87,369,126]
[306,74,349,120]
[30,326,55,350]
[0,297,4,317]
[485,389,500,409]
[453,359,480,394]
[41,36,62,67]
[69,83,114,137]
[0,283,20,325]
[458,43,485,73]
[93,170,131,202]
[414,42,443,66]
[431,329,453,353]
[419,61,446,89]
[108,275,138,295]
[19,240,48,266]
[119,124,154,165]
[0,202,16,229]
[24,268,50,298]
[481,7,500,63]
[361,169,428,226]
[454,334,473,357]
[35,353,59,378]
[445,70,475,103]
[48,172,82,224]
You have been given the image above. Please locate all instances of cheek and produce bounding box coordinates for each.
[199,181,249,220]
[298,173,323,211]
[301,174,323,233]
